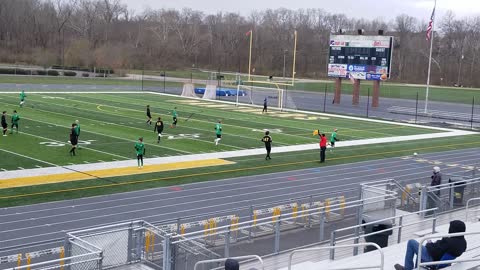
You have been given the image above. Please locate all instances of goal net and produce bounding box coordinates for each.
[202,83,217,100]
[234,84,298,110]
[181,83,196,97]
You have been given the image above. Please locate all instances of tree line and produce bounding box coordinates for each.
[1,0,479,87]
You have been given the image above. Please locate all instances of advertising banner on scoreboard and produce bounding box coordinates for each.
[328,64,347,77]
[349,72,366,80]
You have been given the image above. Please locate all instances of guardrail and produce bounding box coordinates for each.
[466,197,480,222]
[193,255,264,270]
[419,176,480,216]
[329,208,437,260]
[288,243,384,270]
[417,231,480,269]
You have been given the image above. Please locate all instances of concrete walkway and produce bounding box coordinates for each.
[0,128,475,181]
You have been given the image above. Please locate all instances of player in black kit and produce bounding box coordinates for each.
[261,130,272,160]
[1,111,7,136]
[154,117,164,143]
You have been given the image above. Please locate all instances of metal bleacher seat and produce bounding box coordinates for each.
[285,221,480,270]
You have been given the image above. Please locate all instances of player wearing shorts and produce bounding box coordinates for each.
[329,128,338,151]
[1,111,8,136]
[146,105,152,125]
[19,90,26,107]
[135,137,146,168]
[10,110,20,134]
[69,123,78,156]
[261,131,272,160]
[154,117,164,143]
[214,120,222,145]
[170,107,178,128]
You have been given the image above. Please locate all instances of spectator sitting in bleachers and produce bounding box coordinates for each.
[394,220,467,270]
[225,258,239,270]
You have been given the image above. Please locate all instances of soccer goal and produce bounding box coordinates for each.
[202,83,217,100]
[235,84,297,110]
[181,83,196,97]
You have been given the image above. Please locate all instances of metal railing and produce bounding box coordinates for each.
[288,243,384,270]
[159,192,396,270]
[466,197,480,222]
[193,255,264,270]
[329,208,437,260]
[417,231,480,269]
[419,176,480,216]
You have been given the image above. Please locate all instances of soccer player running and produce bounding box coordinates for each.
[69,123,78,156]
[329,128,339,152]
[10,110,20,134]
[146,105,152,125]
[214,120,222,146]
[19,90,26,107]
[74,120,81,148]
[262,97,268,114]
[1,111,8,136]
[154,117,164,143]
[170,107,178,128]
[262,131,272,160]
[134,137,146,168]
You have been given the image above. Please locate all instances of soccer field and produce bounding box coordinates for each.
[0,92,440,171]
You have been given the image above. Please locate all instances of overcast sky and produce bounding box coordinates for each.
[122,0,479,21]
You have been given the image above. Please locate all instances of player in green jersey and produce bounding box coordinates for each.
[74,120,81,149]
[19,90,26,107]
[10,110,20,134]
[329,128,338,151]
[214,120,222,145]
[134,137,146,168]
[170,107,178,128]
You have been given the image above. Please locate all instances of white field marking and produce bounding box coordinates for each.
[0,148,58,167]
[68,163,75,165]
[1,99,193,155]
[69,95,295,145]
[108,94,433,139]
[17,109,193,154]
[13,127,129,160]
[146,91,458,132]
[98,160,105,162]
[18,167,25,170]
[1,169,6,171]
[3,147,477,217]
[72,93,323,142]
[1,158,474,234]
[35,165,42,168]
[83,161,89,163]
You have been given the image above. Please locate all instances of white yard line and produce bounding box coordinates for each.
[0,148,58,167]
[0,129,475,180]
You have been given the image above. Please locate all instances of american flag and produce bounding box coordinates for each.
[426,6,435,41]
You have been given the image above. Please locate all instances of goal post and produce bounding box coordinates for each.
[235,84,297,111]
[181,83,196,97]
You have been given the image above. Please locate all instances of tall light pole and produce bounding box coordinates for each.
[283,49,288,79]
[457,53,464,87]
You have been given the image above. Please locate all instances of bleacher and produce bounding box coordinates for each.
[282,222,480,270]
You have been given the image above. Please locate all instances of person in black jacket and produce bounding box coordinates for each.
[1,111,7,136]
[394,220,467,270]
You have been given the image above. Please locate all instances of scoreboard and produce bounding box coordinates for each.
[327,35,394,81]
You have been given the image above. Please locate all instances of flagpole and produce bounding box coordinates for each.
[248,30,253,82]
[424,0,436,113]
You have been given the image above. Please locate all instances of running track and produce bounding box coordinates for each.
[0,147,479,254]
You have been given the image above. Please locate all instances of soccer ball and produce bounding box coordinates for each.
[380,73,388,81]
[413,152,418,156]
